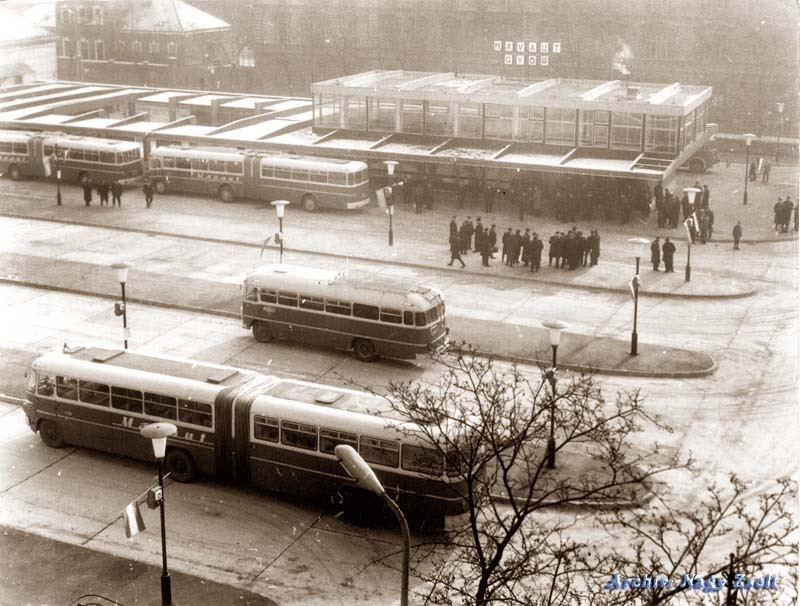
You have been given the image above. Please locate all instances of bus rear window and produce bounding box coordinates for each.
[360,436,399,467]
[415,312,426,326]
[402,444,443,475]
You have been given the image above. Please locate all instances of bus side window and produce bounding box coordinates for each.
[309,170,327,184]
[84,150,99,163]
[278,291,298,307]
[175,157,190,170]
[261,164,273,178]
[329,172,346,186]
[163,157,176,169]
[12,142,28,154]
[359,437,399,468]
[325,299,351,316]
[100,151,114,164]
[380,308,402,324]
[274,167,291,180]
[37,373,55,396]
[415,312,426,326]
[144,392,177,420]
[149,157,162,169]
[402,444,444,475]
[79,381,109,407]
[259,288,277,304]
[69,149,83,161]
[178,399,212,428]
[353,303,379,321]
[281,421,318,450]
[403,311,414,326]
[254,416,278,442]
[226,161,242,174]
[299,294,325,311]
[111,386,143,413]
[319,428,357,454]
[244,285,258,302]
[208,159,226,173]
[0,142,12,154]
[291,168,309,182]
[56,376,78,400]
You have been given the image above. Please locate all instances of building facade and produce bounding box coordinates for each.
[55,0,234,89]
[192,0,798,135]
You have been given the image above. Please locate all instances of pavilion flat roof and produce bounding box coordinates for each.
[113,121,172,134]
[138,90,196,103]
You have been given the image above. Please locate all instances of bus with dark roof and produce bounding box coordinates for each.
[23,345,467,525]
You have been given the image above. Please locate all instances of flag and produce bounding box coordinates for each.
[628,275,639,301]
[683,217,694,242]
[123,501,145,538]
[260,233,275,258]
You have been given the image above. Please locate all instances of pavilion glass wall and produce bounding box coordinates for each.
[545,108,576,146]
[458,102,482,138]
[425,100,453,137]
[346,97,367,130]
[610,111,643,151]
[368,97,396,132]
[683,109,695,147]
[316,94,341,128]
[695,102,706,138]
[484,103,514,140]
[399,100,423,134]
[644,114,678,153]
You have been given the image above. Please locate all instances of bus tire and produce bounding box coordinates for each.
[689,158,706,173]
[218,185,235,203]
[8,164,21,180]
[77,171,90,185]
[252,321,273,343]
[165,448,195,483]
[153,179,167,194]
[353,338,377,362]
[39,420,65,448]
[302,194,318,213]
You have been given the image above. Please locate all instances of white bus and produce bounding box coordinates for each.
[147,144,372,211]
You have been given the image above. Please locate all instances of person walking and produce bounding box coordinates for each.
[650,237,661,271]
[733,221,742,250]
[761,159,771,183]
[448,232,466,268]
[548,232,558,267]
[502,228,512,265]
[97,179,109,206]
[480,228,491,267]
[590,230,600,266]
[143,180,154,209]
[111,181,123,207]
[459,218,470,255]
[521,228,531,266]
[449,216,458,240]
[662,237,676,272]
[473,217,484,252]
[82,177,93,207]
[748,161,757,182]
[701,184,710,209]
[488,224,497,259]
[530,233,543,272]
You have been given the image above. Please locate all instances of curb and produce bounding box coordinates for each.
[0,278,715,379]
[0,211,758,300]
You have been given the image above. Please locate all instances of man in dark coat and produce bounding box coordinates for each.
[479,228,491,267]
[111,181,123,207]
[488,224,497,258]
[733,221,742,250]
[501,228,512,264]
[774,198,783,231]
[474,217,484,251]
[650,237,661,271]
[702,184,710,209]
[548,233,558,267]
[662,237,676,272]
[448,232,466,268]
[98,179,110,206]
[521,228,531,265]
[82,177,93,207]
[449,216,458,240]
[576,231,586,267]
[508,229,522,266]
[459,219,470,255]
[590,230,600,266]
[530,233,543,272]
[143,180,154,209]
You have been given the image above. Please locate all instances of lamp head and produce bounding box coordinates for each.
[111,261,130,284]
[140,422,177,459]
[743,133,755,147]
[627,237,650,261]
[271,199,290,218]
[682,187,702,205]
[334,445,384,496]
[383,160,398,176]
[541,319,568,346]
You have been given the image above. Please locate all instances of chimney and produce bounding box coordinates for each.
[626,85,641,98]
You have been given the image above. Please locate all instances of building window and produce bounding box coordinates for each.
[610,112,643,151]
[545,107,576,146]
[61,38,73,58]
[95,40,105,61]
[167,42,177,58]
[78,6,89,24]
[94,6,103,25]
[132,40,142,55]
[116,40,127,56]
[79,39,90,60]
[149,41,160,55]
[238,47,255,67]
[61,7,72,24]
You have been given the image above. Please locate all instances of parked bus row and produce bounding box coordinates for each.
[24,345,467,525]
[0,129,372,212]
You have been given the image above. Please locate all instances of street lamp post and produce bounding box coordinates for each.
[384,161,398,246]
[111,261,130,349]
[541,320,567,469]
[271,200,290,264]
[334,445,409,606]
[682,188,701,282]
[776,103,784,162]
[140,422,178,606]
[743,133,755,205]
[54,144,62,206]
[627,238,649,356]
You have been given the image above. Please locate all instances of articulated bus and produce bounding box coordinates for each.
[146,144,372,212]
[242,265,449,362]
[0,129,143,184]
[23,345,467,525]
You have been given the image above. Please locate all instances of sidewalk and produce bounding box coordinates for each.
[0,252,716,378]
[0,525,275,606]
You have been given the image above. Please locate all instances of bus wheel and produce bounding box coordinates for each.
[219,185,235,203]
[39,420,64,448]
[353,338,377,362]
[153,179,167,194]
[302,194,318,212]
[78,171,90,185]
[689,158,706,173]
[252,321,273,343]
[8,164,21,180]
[165,449,195,483]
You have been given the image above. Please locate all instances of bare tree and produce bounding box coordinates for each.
[371,346,689,606]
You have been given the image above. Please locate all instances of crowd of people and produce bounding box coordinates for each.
[773,196,796,233]
[448,215,601,273]
[76,174,157,209]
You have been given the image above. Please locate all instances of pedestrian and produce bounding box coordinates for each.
[473,217,484,252]
[143,180,154,209]
[749,161,757,182]
[650,237,661,271]
[448,232,465,268]
[774,197,783,231]
[761,159,771,183]
[480,228,491,267]
[725,147,733,168]
[111,181,123,207]
[733,221,742,250]
[449,215,458,240]
[590,230,600,266]
[508,229,521,267]
[82,177,93,207]
[530,232,543,272]
[488,224,497,258]
[662,237,676,272]
[702,184,710,209]
[794,200,799,233]
[459,218,470,255]
[96,179,108,206]
[576,231,586,267]
[548,232,558,267]
[521,228,531,265]
[781,196,793,233]
[502,228,512,265]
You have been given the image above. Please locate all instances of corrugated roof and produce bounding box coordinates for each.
[122,0,231,33]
